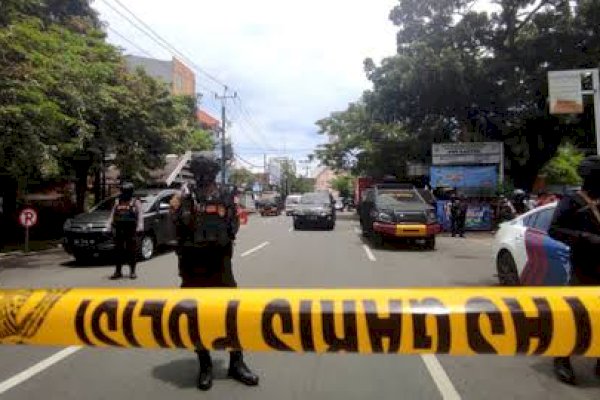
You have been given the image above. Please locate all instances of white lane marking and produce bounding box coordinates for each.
[288,227,293,232]
[240,241,270,257]
[354,227,361,234]
[421,354,461,400]
[362,245,376,262]
[0,346,81,395]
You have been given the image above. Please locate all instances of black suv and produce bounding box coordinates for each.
[63,189,178,262]
[359,184,440,249]
[293,192,335,230]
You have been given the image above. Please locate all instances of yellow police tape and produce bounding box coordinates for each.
[1,287,599,356]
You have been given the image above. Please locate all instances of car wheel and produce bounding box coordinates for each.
[293,221,301,230]
[139,234,155,261]
[327,222,335,231]
[423,236,436,251]
[497,251,520,286]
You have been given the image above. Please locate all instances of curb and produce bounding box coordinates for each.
[0,245,64,260]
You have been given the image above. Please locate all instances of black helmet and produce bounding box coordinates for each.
[120,181,134,201]
[190,151,220,184]
[577,155,600,179]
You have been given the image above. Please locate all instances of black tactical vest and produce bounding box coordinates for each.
[113,199,138,228]
[176,188,235,247]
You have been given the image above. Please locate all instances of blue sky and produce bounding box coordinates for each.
[92,0,399,173]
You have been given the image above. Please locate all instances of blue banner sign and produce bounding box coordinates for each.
[436,201,494,231]
[430,166,498,189]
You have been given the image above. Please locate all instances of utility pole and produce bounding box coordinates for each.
[215,87,237,184]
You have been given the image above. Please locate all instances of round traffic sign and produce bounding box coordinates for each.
[19,208,38,228]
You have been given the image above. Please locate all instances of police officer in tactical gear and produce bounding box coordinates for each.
[549,155,600,385]
[108,182,143,280]
[170,151,259,391]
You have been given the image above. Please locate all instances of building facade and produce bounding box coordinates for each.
[125,55,196,97]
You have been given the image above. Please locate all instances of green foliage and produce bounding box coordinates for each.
[0,1,211,211]
[317,0,600,188]
[230,168,255,188]
[290,177,314,194]
[541,143,584,185]
[330,175,353,198]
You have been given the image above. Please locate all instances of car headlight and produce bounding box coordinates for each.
[377,212,393,223]
[426,210,438,224]
[63,219,72,231]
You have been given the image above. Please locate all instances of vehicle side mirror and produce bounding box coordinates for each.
[159,202,170,211]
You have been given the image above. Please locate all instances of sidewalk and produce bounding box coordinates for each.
[0,243,64,261]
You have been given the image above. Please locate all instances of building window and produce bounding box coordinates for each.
[174,75,183,91]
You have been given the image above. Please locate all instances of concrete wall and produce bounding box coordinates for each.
[125,56,196,97]
[125,55,172,85]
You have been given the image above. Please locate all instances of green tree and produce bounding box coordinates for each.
[541,143,584,186]
[230,168,255,188]
[317,0,600,188]
[289,177,314,194]
[330,175,353,198]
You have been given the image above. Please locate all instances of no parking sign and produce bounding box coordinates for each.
[19,208,38,228]
[19,207,38,252]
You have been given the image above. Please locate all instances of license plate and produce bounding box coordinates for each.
[308,215,317,220]
[74,239,95,246]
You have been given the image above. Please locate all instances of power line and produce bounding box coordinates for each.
[232,97,278,151]
[104,0,227,92]
[228,105,274,152]
[234,153,263,168]
[107,26,154,57]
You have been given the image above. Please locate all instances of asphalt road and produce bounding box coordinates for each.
[1,213,599,399]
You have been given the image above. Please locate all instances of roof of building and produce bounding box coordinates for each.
[197,110,220,129]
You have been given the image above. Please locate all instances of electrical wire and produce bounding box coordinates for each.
[109,0,228,90]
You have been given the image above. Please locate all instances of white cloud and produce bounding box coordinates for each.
[93,0,398,165]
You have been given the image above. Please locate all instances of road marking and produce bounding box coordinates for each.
[362,245,376,262]
[288,227,293,232]
[240,241,270,257]
[0,346,81,395]
[421,354,461,400]
[354,227,361,234]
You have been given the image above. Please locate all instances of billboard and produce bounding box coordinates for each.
[548,70,584,114]
[430,165,498,189]
[432,142,502,165]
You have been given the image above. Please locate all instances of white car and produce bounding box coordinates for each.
[492,202,571,286]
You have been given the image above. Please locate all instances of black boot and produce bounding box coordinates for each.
[129,265,137,280]
[109,267,123,280]
[228,351,259,386]
[553,357,576,385]
[196,351,213,391]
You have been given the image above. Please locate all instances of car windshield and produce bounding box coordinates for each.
[301,194,328,205]
[286,197,300,205]
[377,190,423,207]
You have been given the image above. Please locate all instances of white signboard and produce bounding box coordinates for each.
[432,142,502,165]
[548,70,584,114]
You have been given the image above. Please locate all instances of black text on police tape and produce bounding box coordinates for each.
[73,296,594,354]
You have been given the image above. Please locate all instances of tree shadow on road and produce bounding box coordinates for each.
[152,357,227,388]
